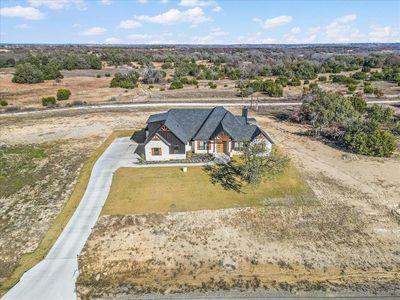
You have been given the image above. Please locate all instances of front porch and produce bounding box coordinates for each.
[193,130,239,157]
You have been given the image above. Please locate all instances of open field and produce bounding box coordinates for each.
[101,163,314,215]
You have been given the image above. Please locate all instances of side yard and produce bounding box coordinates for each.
[0,128,133,296]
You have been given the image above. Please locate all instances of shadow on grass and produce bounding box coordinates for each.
[203,162,243,193]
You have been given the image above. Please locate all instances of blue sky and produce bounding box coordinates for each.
[0,0,399,44]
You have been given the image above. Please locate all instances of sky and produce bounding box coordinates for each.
[0,0,399,44]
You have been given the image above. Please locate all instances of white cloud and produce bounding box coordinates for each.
[16,24,30,29]
[324,14,363,42]
[0,6,45,20]
[99,0,112,5]
[253,15,293,29]
[285,35,299,43]
[128,33,176,44]
[119,20,142,29]
[160,0,168,3]
[192,35,216,44]
[28,0,86,10]
[212,6,222,12]
[210,27,227,36]
[306,26,321,35]
[28,0,68,9]
[135,7,211,26]
[303,35,317,43]
[290,26,301,34]
[104,37,122,43]
[368,24,400,42]
[237,32,276,44]
[138,0,148,3]
[179,0,215,7]
[81,26,107,36]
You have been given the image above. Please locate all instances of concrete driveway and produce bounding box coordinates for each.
[3,137,138,300]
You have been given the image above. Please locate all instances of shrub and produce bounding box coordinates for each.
[349,95,367,113]
[105,73,111,77]
[288,78,301,86]
[208,82,217,89]
[303,79,310,85]
[42,96,56,107]
[96,74,101,78]
[347,83,357,92]
[160,87,165,91]
[169,80,183,90]
[318,76,327,82]
[373,88,384,98]
[0,100,8,107]
[363,83,374,94]
[344,127,396,157]
[110,71,139,89]
[12,63,44,84]
[56,89,71,100]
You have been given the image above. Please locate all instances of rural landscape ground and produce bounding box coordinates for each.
[0,45,400,299]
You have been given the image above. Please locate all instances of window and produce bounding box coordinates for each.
[233,142,242,151]
[173,145,179,154]
[151,147,162,156]
[198,141,208,150]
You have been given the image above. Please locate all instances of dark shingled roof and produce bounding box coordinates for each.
[145,106,273,144]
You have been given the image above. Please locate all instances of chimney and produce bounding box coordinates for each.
[242,106,248,123]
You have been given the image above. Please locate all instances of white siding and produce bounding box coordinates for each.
[145,140,170,161]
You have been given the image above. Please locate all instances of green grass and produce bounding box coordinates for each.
[101,161,315,215]
[0,130,134,297]
[0,144,49,198]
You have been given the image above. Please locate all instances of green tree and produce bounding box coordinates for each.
[12,63,44,84]
[56,89,71,100]
[42,96,56,106]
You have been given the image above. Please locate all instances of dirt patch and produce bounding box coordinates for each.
[77,205,399,298]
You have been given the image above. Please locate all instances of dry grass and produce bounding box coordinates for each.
[101,161,314,216]
[0,130,134,296]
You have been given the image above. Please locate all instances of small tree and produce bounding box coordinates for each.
[57,89,71,100]
[42,96,56,106]
[240,143,288,186]
[0,100,8,107]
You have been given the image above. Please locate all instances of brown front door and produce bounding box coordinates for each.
[216,142,224,153]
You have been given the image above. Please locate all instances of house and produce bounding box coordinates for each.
[143,106,273,161]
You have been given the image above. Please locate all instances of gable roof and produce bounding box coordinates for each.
[145,106,273,145]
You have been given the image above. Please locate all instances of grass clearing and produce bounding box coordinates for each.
[101,160,315,215]
[0,130,134,296]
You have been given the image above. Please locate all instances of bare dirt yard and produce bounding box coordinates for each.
[76,108,400,299]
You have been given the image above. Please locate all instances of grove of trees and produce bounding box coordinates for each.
[299,89,398,157]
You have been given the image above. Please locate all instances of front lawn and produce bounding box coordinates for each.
[101,162,315,215]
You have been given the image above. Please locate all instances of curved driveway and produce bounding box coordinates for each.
[3,137,138,300]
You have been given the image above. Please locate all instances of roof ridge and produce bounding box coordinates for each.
[192,106,219,139]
